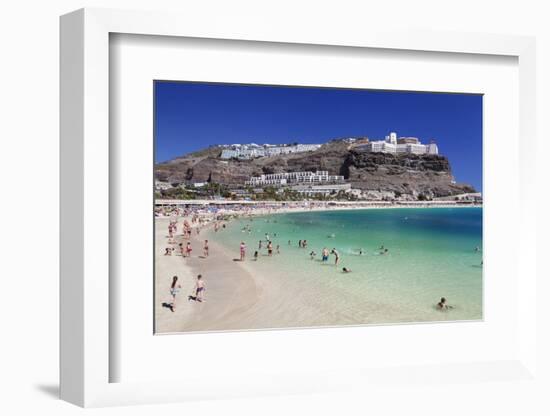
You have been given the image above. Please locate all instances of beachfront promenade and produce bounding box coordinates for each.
[155,199,482,209]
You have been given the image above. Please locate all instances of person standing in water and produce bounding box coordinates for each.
[331,248,340,265]
[322,247,329,263]
[240,241,247,261]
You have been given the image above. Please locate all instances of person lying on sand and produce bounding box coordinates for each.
[342,267,352,273]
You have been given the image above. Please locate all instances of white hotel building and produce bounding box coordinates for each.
[355,132,439,155]
[220,143,321,159]
[245,170,345,187]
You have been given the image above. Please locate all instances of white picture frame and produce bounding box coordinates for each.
[60,8,538,407]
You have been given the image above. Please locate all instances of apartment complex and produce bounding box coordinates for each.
[220,143,321,159]
[245,170,345,187]
[354,132,438,155]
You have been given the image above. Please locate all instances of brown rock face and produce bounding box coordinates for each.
[155,141,476,198]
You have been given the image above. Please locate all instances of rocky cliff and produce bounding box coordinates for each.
[155,141,476,199]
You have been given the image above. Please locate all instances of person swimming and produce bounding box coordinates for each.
[436,297,453,310]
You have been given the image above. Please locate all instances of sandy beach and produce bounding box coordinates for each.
[154,216,263,333]
[155,203,483,333]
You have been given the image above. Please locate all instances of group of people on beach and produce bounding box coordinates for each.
[168,274,205,312]
[161,212,225,312]
[159,206,480,318]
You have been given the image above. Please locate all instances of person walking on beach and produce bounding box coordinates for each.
[169,276,181,312]
[254,251,259,261]
[267,241,273,256]
[185,242,192,257]
[194,274,205,302]
[203,240,209,257]
[240,241,247,261]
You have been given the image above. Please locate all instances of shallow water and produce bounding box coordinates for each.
[211,207,483,327]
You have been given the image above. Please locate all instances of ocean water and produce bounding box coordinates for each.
[210,207,483,327]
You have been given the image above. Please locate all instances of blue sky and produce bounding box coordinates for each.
[155,81,482,191]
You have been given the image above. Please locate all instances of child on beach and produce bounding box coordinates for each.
[194,274,205,302]
[240,241,247,261]
[254,251,259,261]
[169,276,181,312]
[322,247,329,262]
[310,251,317,260]
[203,240,209,257]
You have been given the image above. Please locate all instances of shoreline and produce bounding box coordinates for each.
[155,204,482,333]
[155,201,482,223]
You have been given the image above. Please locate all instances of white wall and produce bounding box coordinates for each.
[0,1,549,415]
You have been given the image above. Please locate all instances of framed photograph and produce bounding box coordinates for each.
[153,81,483,334]
[60,8,538,407]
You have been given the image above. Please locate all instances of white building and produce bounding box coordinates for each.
[220,143,321,159]
[245,170,345,187]
[291,183,351,196]
[155,180,172,191]
[355,132,438,155]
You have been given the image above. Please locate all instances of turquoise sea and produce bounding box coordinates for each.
[211,207,483,327]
